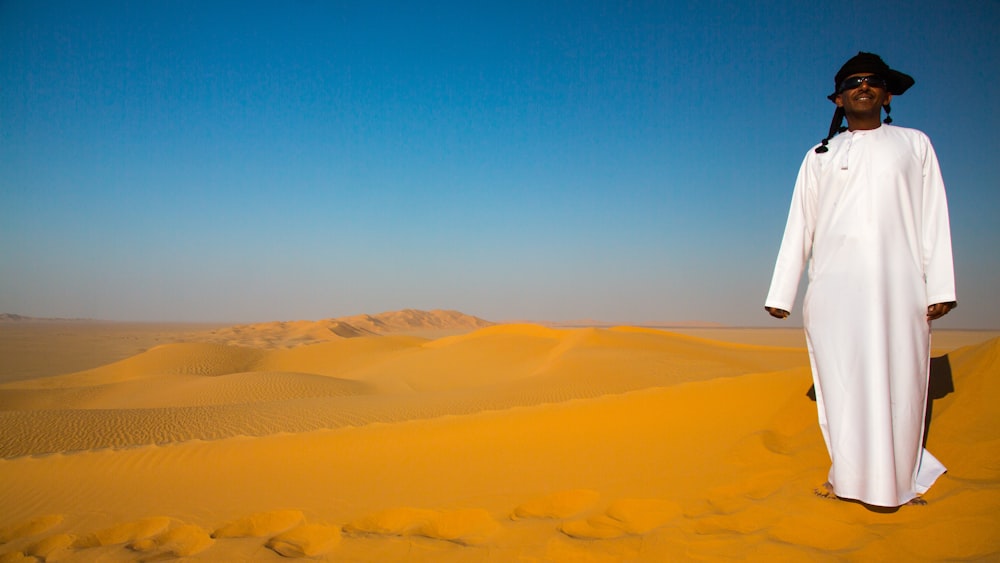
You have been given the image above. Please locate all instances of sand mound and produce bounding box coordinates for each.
[0,328,997,562]
[257,335,428,376]
[2,343,268,389]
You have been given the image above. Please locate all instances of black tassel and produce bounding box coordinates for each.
[815,107,847,154]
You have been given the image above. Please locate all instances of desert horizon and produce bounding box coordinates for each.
[1,308,998,561]
[5,2,999,561]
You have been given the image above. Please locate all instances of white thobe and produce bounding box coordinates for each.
[765,124,956,507]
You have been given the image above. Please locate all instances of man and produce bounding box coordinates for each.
[764,52,957,508]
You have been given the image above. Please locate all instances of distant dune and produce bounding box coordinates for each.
[336,309,494,333]
[189,309,494,348]
[0,311,998,561]
[0,313,93,322]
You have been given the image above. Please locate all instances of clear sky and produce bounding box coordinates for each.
[2,1,998,328]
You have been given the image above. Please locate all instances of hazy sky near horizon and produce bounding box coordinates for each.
[2,1,998,328]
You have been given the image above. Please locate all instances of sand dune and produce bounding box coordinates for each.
[0,319,998,561]
[0,322,231,384]
[0,325,809,458]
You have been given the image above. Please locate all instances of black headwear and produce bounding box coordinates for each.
[814,52,915,153]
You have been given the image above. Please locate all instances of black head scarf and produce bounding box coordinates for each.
[815,52,915,153]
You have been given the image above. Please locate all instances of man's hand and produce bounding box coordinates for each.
[765,306,790,319]
[927,301,957,321]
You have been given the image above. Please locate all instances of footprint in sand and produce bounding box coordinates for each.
[702,470,791,514]
[14,534,75,562]
[0,515,69,563]
[266,523,342,558]
[0,515,64,544]
[72,517,173,548]
[212,509,305,539]
[691,503,781,536]
[129,524,215,558]
[560,498,682,539]
[767,514,870,551]
[510,489,601,520]
[344,507,500,546]
[758,427,818,457]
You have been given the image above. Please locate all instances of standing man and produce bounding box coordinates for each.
[764,52,957,508]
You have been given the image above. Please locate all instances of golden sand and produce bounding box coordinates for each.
[0,315,997,561]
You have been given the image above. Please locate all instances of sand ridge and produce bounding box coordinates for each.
[0,321,998,561]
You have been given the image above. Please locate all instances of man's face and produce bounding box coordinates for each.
[835,73,892,116]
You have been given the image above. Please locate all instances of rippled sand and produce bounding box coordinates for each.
[1,320,997,561]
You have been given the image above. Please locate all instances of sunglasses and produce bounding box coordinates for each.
[838,75,888,93]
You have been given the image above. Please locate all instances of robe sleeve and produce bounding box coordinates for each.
[920,136,957,306]
[764,153,817,313]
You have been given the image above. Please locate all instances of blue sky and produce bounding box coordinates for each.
[1,1,998,328]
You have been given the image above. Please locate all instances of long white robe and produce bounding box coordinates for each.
[765,124,956,507]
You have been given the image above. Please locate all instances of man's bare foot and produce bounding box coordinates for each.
[814,481,837,500]
[813,482,926,507]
